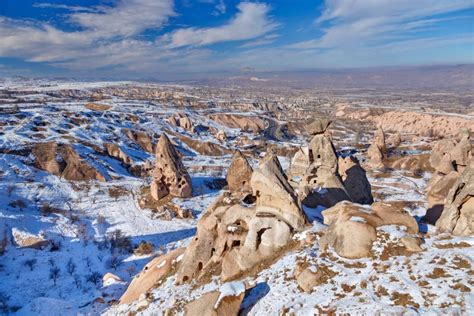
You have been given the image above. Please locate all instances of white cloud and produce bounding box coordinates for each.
[33,3,98,13]
[289,0,474,49]
[165,2,277,48]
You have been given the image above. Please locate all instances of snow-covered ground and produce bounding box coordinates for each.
[0,79,472,315]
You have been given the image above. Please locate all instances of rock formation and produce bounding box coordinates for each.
[120,248,184,304]
[105,143,133,165]
[226,150,253,195]
[435,159,474,236]
[366,127,386,168]
[12,228,49,249]
[319,201,419,258]
[168,113,194,132]
[85,102,111,111]
[150,133,192,200]
[123,129,155,153]
[32,142,107,182]
[209,114,266,133]
[338,156,373,204]
[425,129,472,223]
[175,153,307,284]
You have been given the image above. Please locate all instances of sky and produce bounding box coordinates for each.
[0,0,473,79]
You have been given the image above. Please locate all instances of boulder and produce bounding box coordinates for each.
[367,142,384,168]
[319,201,418,258]
[120,248,185,304]
[103,272,123,287]
[387,132,401,149]
[226,150,253,195]
[216,130,227,142]
[150,133,192,200]
[436,160,474,236]
[184,281,247,316]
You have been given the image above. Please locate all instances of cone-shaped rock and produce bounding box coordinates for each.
[227,150,253,194]
[151,133,192,200]
[250,153,307,230]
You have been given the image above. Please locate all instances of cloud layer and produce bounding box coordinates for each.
[0,0,472,78]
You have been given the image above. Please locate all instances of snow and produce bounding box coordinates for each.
[214,281,246,309]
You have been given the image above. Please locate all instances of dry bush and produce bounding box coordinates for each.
[108,185,129,201]
[134,241,154,256]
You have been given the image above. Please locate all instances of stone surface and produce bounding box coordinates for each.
[338,156,373,204]
[150,133,192,200]
[120,248,185,304]
[226,150,253,194]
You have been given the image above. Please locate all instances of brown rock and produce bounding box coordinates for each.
[85,103,111,111]
[60,145,107,182]
[184,287,245,316]
[436,160,474,236]
[104,143,133,165]
[307,118,331,135]
[12,228,49,249]
[168,113,194,132]
[226,150,253,194]
[209,114,266,133]
[32,142,62,175]
[150,133,192,200]
[119,248,185,304]
[123,129,155,153]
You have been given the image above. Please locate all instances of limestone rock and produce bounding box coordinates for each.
[436,161,474,236]
[296,268,322,293]
[150,133,192,200]
[120,248,184,304]
[226,150,253,195]
[338,156,373,204]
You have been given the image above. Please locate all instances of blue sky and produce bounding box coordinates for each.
[0,0,473,79]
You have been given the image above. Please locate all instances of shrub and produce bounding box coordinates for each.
[23,259,37,271]
[106,255,122,271]
[87,272,102,286]
[66,258,76,275]
[49,266,60,285]
[134,241,154,256]
[107,229,132,254]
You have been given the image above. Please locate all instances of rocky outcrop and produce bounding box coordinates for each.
[175,134,230,156]
[123,129,155,153]
[184,281,248,316]
[85,102,111,111]
[366,127,386,168]
[338,156,373,204]
[32,142,107,182]
[226,150,253,195]
[104,143,133,165]
[12,228,49,249]
[32,142,62,176]
[150,133,192,200]
[435,160,474,236]
[371,111,473,137]
[176,153,307,284]
[319,201,418,258]
[168,113,194,132]
[209,114,266,133]
[120,248,184,304]
[425,129,472,223]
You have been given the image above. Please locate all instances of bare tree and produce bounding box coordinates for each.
[24,259,37,271]
[87,272,102,286]
[66,258,76,275]
[49,267,60,285]
[73,274,82,289]
[106,255,122,271]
